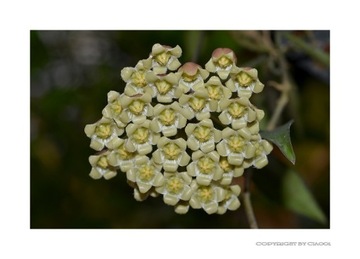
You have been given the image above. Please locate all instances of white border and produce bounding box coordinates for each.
[1,0,359,258]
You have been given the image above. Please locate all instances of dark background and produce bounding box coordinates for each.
[30,30,330,228]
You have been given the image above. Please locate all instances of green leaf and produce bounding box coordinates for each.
[282,170,327,224]
[260,120,296,164]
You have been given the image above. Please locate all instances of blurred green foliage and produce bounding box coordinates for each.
[31,30,330,228]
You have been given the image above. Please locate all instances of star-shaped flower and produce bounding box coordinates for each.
[84,117,123,151]
[205,48,237,80]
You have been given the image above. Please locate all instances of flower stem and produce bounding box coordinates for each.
[242,170,258,229]
[243,192,258,229]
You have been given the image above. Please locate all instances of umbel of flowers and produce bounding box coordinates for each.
[84,44,272,215]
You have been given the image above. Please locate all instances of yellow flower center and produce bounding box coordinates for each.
[110,100,122,115]
[189,97,206,112]
[217,56,232,68]
[163,143,182,160]
[197,186,214,203]
[133,127,149,144]
[228,102,246,118]
[155,80,172,95]
[254,143,263,156]
[219,157,233,172]
[129,100,145,115]
[236,71,253,87]
[95,124,112,139]
[206,85,223,100]
[182,73,198,82]
[131,71,147,87]
[193,126,212,142]
[155,52,170,66]
[117,144,135,160]
[197,156,215,174]
[97,156,108,169]
[138,164,155,182]
[159,108,176,126]
[166,177,184,194]
[228,135,245,153]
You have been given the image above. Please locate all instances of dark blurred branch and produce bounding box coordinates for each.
[187,31,204,63]
[282,32,330,67]
[230,31,272,53]
[262,31,294,131]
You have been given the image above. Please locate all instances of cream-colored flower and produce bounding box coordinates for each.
[218,157,244,185]
[84,117,123,151]
[174,201,191,214]
[150,44,182,74]
[102,91,126,128]
[178,62,209,93]
[152,137,190,172]
[178,88,211,121]
[150,102,188,137]
[185,119,222,153]
[189,182,226,214]
[126,157,165,193]
[217,185,241,214]
[121,58,153,96]
[226,67,264,98]
[205,48,237,80]
[128,180,160,202]
[216,127,254,166]
[186,150,223,186]
[88,151,117,180]
[107,138,147,172]
[245,138,273,169]
[125,120,160,155]
[156,172,193,206]
[118,90,153,125]
[218,97,258,130]
[202,76,232,112]
[145,71,182,103]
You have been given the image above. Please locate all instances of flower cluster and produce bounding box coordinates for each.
[84,44,272,215]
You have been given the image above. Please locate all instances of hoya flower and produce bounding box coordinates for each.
[126,157,165,193]
[185,119,222,153]
[216,127,254,166]
[217,185,241,214]
[226,67,264,98]
[205,48,237,80]
[150,44,182,74]
[121,58,153,96]
[246,138,273,169]
[107,138,146,172]
[88,151,117,180]
[202,76,232,112]
[118,90,153,125]
[102,91,126,128]
[125,120,160,155]
[189,182,226,214]
[218,97,258,130]
[152,137,190,172]
[186,150,223,186]
[174,201,191,214]
[84,117,124,151]
[156,172,193,207]
[178,62,209,93]
[150,102,188,137]
[218,156,244,185]
[178,88,211,121]
[145,71,182,103]
[128,181,160,202]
